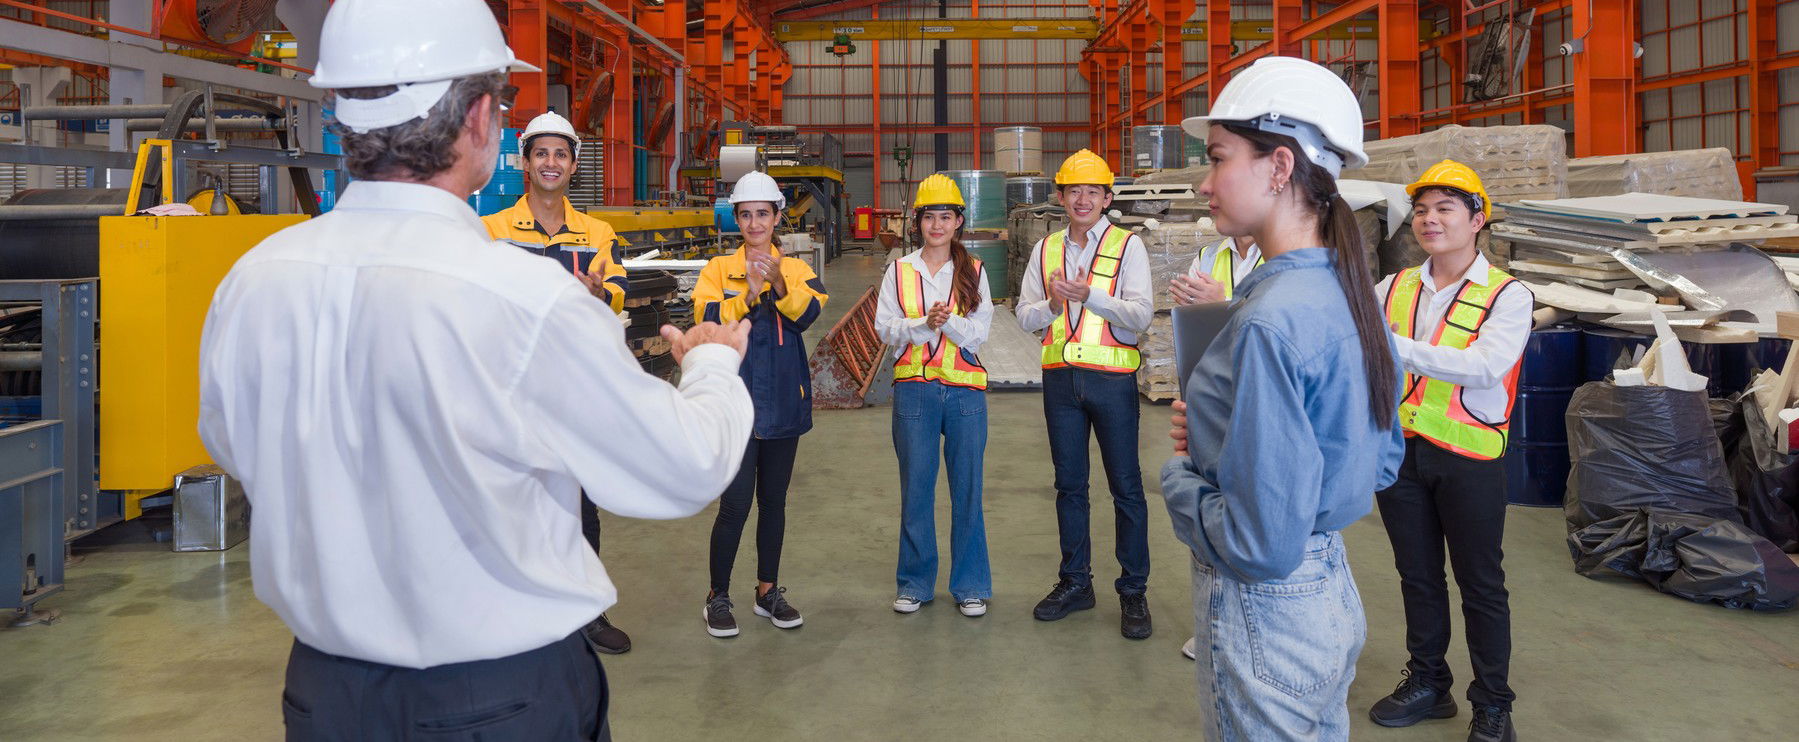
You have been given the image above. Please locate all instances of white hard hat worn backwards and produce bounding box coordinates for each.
[729,171,786,212]
[1180,57,1368,178]
[522,112,581,157]
[310,0,540,133]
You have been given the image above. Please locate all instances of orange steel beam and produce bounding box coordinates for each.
[509,1,550,123]
[1377,0,1420,137]
[1570,0,1635,155]
[872,3,882,211]
[1220,0,1378,78]
[1161,0,1190,125]
[1271,0,1304,57]
[1748,0,1779,185]
[971,0,981,169]
[1522,10,1546,124]
[1207,0,1232,105]
[1422,0,1570,51]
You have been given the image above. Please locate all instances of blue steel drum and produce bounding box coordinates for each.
[480,127,525,196]
[1504,440,1572,508]
[1504,325,1584,506]
[714,198,739,233]
[1519,325,1584,388]
[1581,326,1724,394]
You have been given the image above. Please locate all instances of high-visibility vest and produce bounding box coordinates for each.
[893,260,989,390]
[1384,265,1522,460]
[1040,225,1142,373]
[1209,243,1264,301]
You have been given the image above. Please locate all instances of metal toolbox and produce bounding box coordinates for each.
[173,465,249,552]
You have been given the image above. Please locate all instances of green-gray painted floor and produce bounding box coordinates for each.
[3,252,1794,740]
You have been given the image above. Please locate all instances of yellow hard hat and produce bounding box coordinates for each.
[913,173,966,209]
[1054,149,1116,187]
[1407,159,1491,220]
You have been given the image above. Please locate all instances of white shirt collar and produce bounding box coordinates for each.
[1420,251,1491,290]
[1067,216,1114,250]
[336,180,487,234]
[900,248,957,279]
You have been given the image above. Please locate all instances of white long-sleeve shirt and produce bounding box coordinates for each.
[1016,217,1154,344]
[875,249,994,359]
[1184,237,1263,285]
[197,180,754,669]
[1375,253,1534,424]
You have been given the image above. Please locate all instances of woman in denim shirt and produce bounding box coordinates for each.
[1162,57,1406,741]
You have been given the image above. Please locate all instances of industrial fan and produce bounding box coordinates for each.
[1463,7,1536,102]
[159,0,280,54]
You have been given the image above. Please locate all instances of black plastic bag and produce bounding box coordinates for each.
[1564,382,1739,531]
[1568,510,1799,611]
[1724,400,1799,552]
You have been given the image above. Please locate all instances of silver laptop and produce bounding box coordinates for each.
[1171,301,1241,397]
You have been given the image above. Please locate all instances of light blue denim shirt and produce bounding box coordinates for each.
[1161,247,1405,584]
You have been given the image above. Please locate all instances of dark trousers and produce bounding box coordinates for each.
[282,631,609,741]
[1376,437,1515,710]
[1042,367,1149,595]
[709,436,800,595]
[581,496,601,553]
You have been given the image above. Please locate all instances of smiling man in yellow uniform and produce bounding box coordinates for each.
[483,111,629,312]
[482,110,632,655]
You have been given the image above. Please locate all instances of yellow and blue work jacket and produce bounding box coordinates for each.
[482,196,628,312]
[693,244,829,438]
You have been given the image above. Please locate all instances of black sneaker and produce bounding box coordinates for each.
[703,592,738,638]
[753,586,804,629]
[1119,593,1152,639]
[1468,705,1516,742]
[1368,671,1457,727]
[582,613,631,654]
[1032,577,1096,621]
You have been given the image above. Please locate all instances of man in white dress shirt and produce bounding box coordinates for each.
[196,2,752,739]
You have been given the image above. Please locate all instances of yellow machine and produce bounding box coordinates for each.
[588,206,718,258]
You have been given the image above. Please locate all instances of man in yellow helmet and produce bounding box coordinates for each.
[482,111,633,656]
[1016,149,1156,640]
[1368,160,1529,742]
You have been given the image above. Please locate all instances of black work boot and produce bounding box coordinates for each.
[1119,593,1152,639]
[1369,671,1457,727]
[582,613,631,655]
[1031,577,1096,621]
[1467,705,1516,742]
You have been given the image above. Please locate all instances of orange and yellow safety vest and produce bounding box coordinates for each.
[1040,226,1141,373]
[1384,265,1522,460]
[892,260,989,390]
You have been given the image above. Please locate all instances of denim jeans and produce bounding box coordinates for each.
[1042,367,1149,594]
[893,380,992,602]
[1189,532,1364,741]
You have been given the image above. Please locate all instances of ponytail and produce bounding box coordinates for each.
[1224,123,1397,430]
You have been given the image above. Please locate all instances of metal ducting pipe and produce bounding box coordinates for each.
[0,188,131,280]
[0,352,42,371]
[124,118,286,132]
[0,204,125,221]
[22,104,181,120]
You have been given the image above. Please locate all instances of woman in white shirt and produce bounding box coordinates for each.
[876,174,995,618]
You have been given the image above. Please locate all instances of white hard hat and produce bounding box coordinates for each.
[522,112,580,156]
[310,0,540,133]
[728,171,786,211]
[1180,57,1368,177]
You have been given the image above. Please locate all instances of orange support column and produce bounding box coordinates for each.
[507,0,548,123]
[1161,0,1191,125]
[1130,17,1150,130]
[1206,0,1232,107]
[1571,0,1635,156]
[1270,0,1302,57]
[1378,0,1420,137]
[1748,0,1780,192]
[607,47,637,205]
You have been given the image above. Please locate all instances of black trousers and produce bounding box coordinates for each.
[1376,437,1515,710]
[282,631,610,741]
[709,436,800,595]
[581,495,601,553]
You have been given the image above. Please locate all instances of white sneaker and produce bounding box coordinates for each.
[893,596,923,613]
[1182,636,1197,660]
[957,598,988,617]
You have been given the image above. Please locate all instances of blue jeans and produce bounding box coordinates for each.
[1189,532,1365,741]
[1042,367,1149,594]
[892,380,992,602]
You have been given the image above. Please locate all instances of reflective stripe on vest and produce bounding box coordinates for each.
[1040,225,1142,372]
[893,260,989,390]
[1209,244,1264,301]
[1384,265,1522,460]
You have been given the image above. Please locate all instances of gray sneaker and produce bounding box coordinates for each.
[704,592,739,638]
[753,586,804,629]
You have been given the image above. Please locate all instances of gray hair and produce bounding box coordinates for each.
[329,72,507,181]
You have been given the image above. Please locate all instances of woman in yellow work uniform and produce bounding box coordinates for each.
[692,171,828,639]
[876,174,994,618]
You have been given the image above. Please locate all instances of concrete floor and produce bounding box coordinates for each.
[3,251,1796,741]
